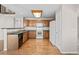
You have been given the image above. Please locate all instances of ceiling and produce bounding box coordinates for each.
[3,4,61,18]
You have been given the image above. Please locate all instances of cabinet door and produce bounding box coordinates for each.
[23,32,28,42]
[28,31,36,39]
[7,35,18,50]
[43,20,49,27]
[43,31,49,39]
[23,20,29,27]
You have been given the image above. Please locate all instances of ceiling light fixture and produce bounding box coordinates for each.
[32,9,43,18]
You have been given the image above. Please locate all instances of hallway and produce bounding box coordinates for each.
[0,39,61,55]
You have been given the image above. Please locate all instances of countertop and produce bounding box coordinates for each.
[7,27,49,35]
[24,27,49,31]
[7,30,26,35]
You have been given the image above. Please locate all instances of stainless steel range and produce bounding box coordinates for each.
[36,23,43,39]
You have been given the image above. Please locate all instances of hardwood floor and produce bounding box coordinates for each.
[0,39,61,55]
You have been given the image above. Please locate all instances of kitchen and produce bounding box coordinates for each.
[7,18,52,51]
[0,4,78,55]
[0,4,53,52]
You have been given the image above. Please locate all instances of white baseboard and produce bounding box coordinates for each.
[58,48,78,55]
[60,50,78,55]
[49,40,79,55]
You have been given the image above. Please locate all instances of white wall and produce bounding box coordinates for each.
[77,17,79,52]
[0,14,15,50]
[0,14,15,28]
[15,18,23,28]
[75,5,79,53]
[3,4,61,18]
[52,5,78,54]
[55,6,62,51]
[0,14,15,39]
[61,5,77,53]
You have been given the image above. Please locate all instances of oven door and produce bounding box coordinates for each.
[36,29,43,39]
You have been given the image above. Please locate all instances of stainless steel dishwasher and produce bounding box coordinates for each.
[0,40,4,51]
[7,33,18,50]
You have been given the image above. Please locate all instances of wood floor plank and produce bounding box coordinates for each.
[0,39,61,55]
